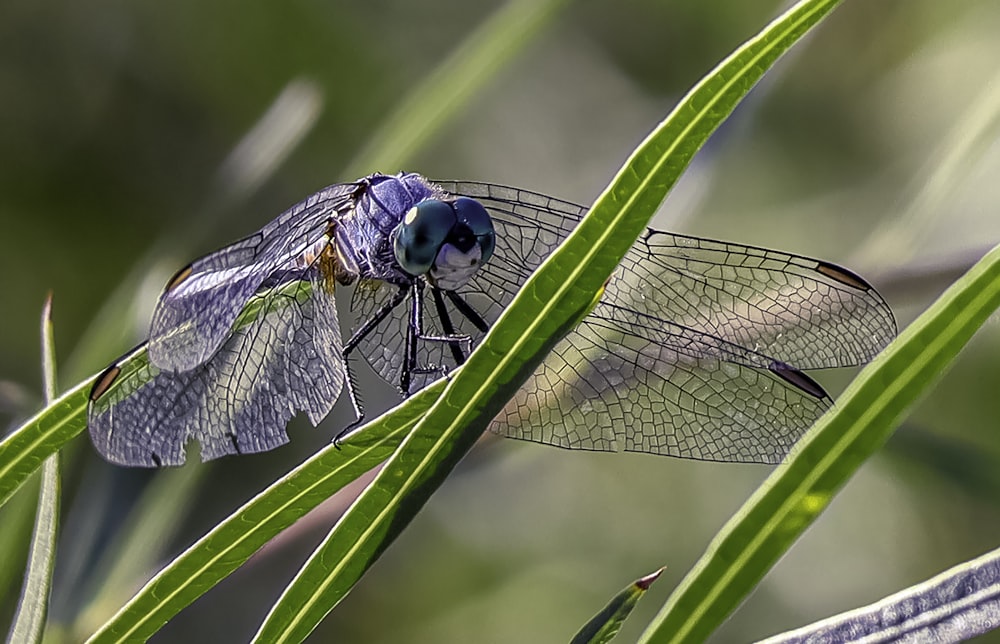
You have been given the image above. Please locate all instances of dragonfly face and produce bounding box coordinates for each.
[87,172,896,467]
[392,197,496,290]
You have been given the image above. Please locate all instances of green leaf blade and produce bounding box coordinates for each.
[0,381,90,511]
[7,295,62,644]
[759,545,1000,643]
[252,280,604,644]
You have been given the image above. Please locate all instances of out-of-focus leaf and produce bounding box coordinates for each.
[344,0,574,177]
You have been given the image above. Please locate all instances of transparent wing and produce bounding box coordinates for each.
[433,180,896,461]
[89,273,346,467]
[148,183,360,371]
[442,181,896,369]
[493,303,829,463]
[349,280,411,392]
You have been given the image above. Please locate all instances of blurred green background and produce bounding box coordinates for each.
[3,0,1000,641]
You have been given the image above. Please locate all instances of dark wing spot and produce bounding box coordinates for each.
[768,361,828,399]
[815,260,870,291]
[90,364,122,401]
[164,264,194,293]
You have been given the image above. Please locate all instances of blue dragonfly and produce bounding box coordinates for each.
[88,172,896,467]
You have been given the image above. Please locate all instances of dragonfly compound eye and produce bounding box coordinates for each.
[452,197,495,264]
[393,199,457,275]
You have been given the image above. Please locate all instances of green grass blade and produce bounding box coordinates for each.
[571,569,664,644]
[759,545,1000,642]
[343,0,573,177]
[0,381,90,511]
[8,295,62,643]
[639,243,1000,642]
[252,1,845,640]
[83,380,444,644]
[41,296,57,405]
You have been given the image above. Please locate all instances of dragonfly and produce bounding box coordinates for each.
[88,172,896,467]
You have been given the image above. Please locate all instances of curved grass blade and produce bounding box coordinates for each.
[571,568,664,644]
[757,546,1000,643]
[7,295,62,644]
[252,0,847,640]
[83,380,443,644]
[639,243,1000,643]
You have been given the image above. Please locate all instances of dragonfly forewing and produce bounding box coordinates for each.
[148,185,358,372]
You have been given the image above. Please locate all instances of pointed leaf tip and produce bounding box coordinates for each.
[635,567,665,591]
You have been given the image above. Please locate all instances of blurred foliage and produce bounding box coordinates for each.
[2,0,1000,642]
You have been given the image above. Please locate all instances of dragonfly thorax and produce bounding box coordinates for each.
[391,197,495,290]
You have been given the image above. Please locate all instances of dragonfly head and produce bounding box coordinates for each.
[392,197,496,290]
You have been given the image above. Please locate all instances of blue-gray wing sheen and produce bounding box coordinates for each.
[147,183,359,372]
[89,272,345,466]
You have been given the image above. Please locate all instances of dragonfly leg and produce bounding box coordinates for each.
[343,284,409,355]
[431,287,467,366]
[445,290,489,334]
[331,358,368,448]
[402,305,417,394]
[401,282,478,394]
[333,283,411,446]
[410,281,472,348]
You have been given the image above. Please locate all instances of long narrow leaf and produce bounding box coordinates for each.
[7,296,62,643]
[253,0,845,640]
[0,382,89,512]
[253,284,604,643]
